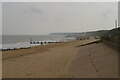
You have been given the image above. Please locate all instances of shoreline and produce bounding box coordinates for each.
[2,40,80,60]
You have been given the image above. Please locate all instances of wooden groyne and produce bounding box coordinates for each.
[1,41,64,52]
[30,41,61,45]
[0,47,31,51]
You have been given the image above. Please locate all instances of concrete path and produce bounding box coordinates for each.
[68,43,118,78]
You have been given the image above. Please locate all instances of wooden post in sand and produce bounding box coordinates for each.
[30,37,32,44]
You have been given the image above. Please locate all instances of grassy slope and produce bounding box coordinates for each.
[101,28,120,44]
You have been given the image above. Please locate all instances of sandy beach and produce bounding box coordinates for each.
[2,38,118,78]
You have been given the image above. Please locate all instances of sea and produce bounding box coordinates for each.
[1,35,75,50]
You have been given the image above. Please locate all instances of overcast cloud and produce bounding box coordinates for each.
[2,2,118,35]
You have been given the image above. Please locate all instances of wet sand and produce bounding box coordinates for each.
[2,38,118,78]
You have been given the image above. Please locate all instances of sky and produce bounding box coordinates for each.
[2,2,118,35]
